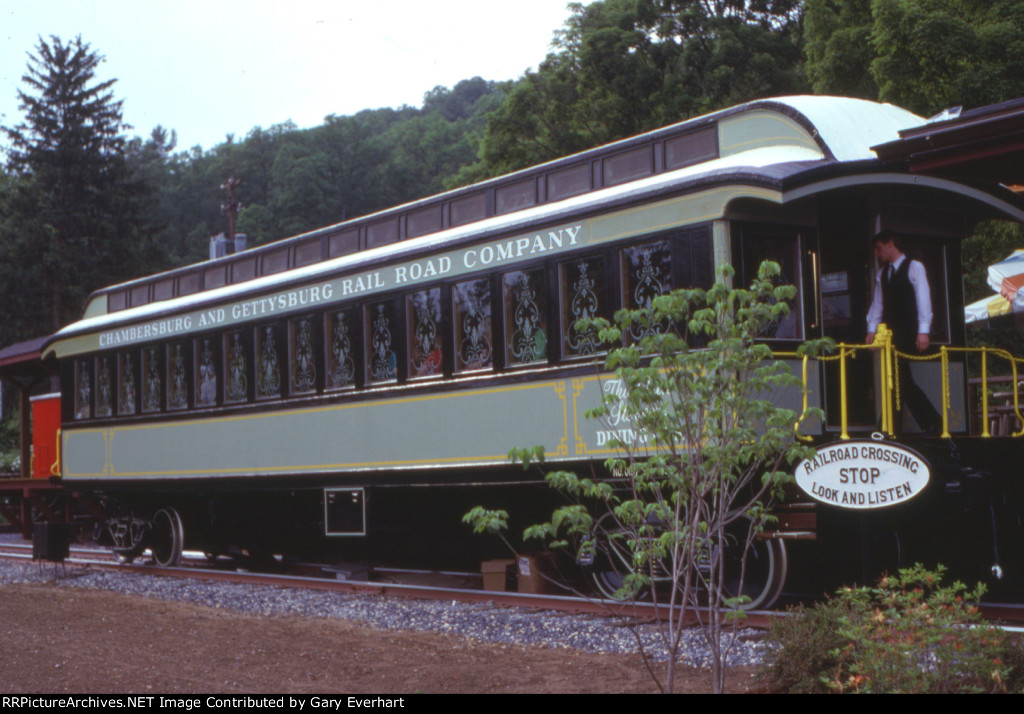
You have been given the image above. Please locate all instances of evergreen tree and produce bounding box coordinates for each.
[3,35,142,333]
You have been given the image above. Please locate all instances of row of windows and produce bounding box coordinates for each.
[71,229,720,420]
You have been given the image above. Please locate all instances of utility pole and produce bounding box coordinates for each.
[220,177,242,254]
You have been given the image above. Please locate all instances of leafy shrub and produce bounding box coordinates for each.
[0,414,20,474]
[760,564,1020,693]
[757,596,852,693]
[999,635,1024,693]
[0,452,21,473]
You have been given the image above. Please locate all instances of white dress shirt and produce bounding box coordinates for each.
[866,254,933,335]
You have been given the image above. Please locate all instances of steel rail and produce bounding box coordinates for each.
[0,542,776,626]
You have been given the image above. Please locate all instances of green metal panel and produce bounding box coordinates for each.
[718,110,822,158]
[64,379,571,479]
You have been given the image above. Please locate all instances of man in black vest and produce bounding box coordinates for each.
[865,230,941,433]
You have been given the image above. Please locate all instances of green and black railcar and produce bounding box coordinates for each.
[40,96,1024,603]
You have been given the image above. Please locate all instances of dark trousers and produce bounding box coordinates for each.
[893,348,941,433]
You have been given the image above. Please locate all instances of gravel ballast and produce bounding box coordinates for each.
[0,559,769,669]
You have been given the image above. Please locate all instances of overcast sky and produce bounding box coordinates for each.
[0,0,574,152]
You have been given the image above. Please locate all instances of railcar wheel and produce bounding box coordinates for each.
[150,507,185,567]
[719,536,787,611]
[592,557,639,601]
[589,518,652,601]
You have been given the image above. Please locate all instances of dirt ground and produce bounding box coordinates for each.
[0,583,762,694]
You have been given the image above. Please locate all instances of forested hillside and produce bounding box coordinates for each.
[150,76,502,267]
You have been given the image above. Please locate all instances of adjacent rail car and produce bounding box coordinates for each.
[38,96,1024,601]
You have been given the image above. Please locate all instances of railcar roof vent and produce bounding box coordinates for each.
[209,233,248,260]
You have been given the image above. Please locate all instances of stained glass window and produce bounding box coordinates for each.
[452,278,493,373]
[622,240,672,341]
[195,336,220,407]
[256,323,283,400]
[141,345,162,413]
[118,352,137,416]
[74,360,92,420]
[96,357,113,417]
[325,309,358,390]
[167,342,189,411]
[366,300,398,384]
[224,329,250,404]
[289,315,318,395]
[559,256,606,358]
[406,288,443,379]
[503,269,547,366]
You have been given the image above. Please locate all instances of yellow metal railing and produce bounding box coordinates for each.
[51,428,61,477]
[780,323,1024,440]
[774,336,879,441]
[934,345,1024,438]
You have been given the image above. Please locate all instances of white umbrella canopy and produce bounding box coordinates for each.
[965,293,1013,323]
[988,249,1024,296]
[965,250,1024,324]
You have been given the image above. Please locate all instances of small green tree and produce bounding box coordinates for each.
[468,261,822,693]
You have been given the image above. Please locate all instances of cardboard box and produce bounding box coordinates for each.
[517,554,553,594]
[481,559,516,591]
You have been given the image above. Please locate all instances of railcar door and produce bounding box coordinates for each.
[730,221,823,432]
[30,393,61,479]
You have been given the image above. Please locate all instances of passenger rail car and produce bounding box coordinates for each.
[38,96,1024,600]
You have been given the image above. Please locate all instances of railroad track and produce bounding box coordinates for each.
[0,539,778,625]
[8,539,1021,629]
[0,540,118,564]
